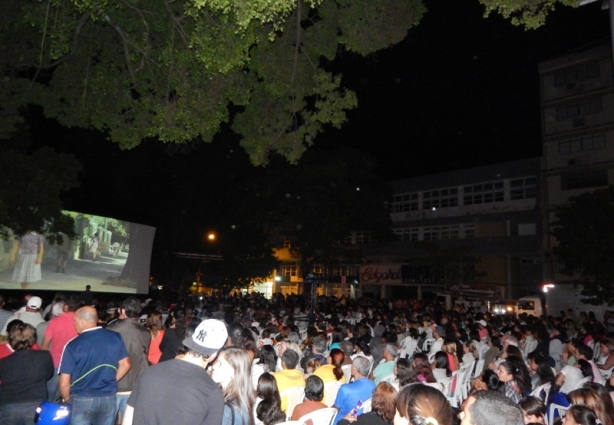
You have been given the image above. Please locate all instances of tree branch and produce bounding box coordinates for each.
[163,0,189,47]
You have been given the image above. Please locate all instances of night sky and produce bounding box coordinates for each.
[23,0,613,271]
[330,0,611,181]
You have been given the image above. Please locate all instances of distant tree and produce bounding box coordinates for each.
[237,147,393,277]
[551,186,614,305]
[0,0,575,165]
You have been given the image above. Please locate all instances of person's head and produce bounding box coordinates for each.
[576,359,593,379]
[227,323,245,347]
[182,318,228,360]
[498,356,531,394]
[519,397,546,424]
[568,387,614,425]
[119,297,141,319]
[394,383,453,425]
[384,344,399,360]
[352,355,371,378]
[433,351,451,377]
[412,353,429,370]
[74,306,98,333]
[259,344,277,372]
[340,340,355,358]
[145,310,164,331]
[600,339,614,356]
[474,369,501,392]
[371,382,397,424]
[305,356,322,374]
[256,397,286,425]
[576,345,593,361]
[8,322,37,351]
[256,372,280,401]
[328,348,345,380]
[211,347,254,412]
[312,336,327,354]
[26,296,42,312]
[304,375,325,402]
[562,405,599,425]
[461,390,524,425]
[395,358,416,386]
[281,349,299,370]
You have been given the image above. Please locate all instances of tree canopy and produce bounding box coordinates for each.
[0,0,578,166]
[551,186,614,306]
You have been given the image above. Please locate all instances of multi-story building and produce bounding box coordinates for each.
[539,43,614,284]
[360,158,543,299]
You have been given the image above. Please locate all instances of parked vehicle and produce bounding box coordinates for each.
[517,284,610,321]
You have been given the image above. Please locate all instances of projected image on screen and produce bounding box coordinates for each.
[0,211,156,294]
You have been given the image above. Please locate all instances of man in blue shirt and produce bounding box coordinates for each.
[333,356,376,425]
[59,306,131,425]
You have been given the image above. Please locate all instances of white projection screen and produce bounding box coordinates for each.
[0,211,156,294]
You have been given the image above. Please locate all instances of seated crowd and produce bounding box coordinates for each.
[0,292,613,425]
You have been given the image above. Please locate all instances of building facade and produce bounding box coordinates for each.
[539,43,614,284]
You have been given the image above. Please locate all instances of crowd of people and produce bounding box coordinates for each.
[0,291,613,425]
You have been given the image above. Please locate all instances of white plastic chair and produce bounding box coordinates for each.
[341,364,353,382]
[323,380,343,407]
[378,373,396,384]
[458,363,474,402]
[280,386,305,419]
[277,421,303,425]
[359,398,372,414]
[422,338,435,352]
[472,359,485,378]
[547,404,569,425]
[298,407,338,425]
[530,383,551,403]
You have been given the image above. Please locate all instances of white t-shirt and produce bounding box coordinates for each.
[559,365,584,394]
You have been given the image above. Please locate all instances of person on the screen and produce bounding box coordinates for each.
[55,232,72,273]
[9,231,44,289]
[89,232,100,262]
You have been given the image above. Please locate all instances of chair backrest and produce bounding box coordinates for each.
[473,359,485,378]
[276,421,303,425]
[298,407,338,425]
[479,344,489,359]
[547,404,569,425]
[572,376,591,391]
[530,383,551,403]
[341,364,353,382]
[280,387,306,419]
[379,373,396,384]
[323,380,343,407]
[359,398,372,414]
[422,338,435,352]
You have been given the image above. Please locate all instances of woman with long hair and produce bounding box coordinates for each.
[394,383,453,425]
[314,348,346,384]
[497,356,531,403]
[562,405,599,425]
[211,347,255,425]
[258,345,278,374]
[470,369,501,394]
[254,373,281,425]
[412,353,436,384]
[432,351,452,382]
[443,339,460,372]
[568,387,614,425]
[145,310,165,364]
[159,310,189,362]
[462,340,478,366]
[394,359,417,388]
[338,382,398,425]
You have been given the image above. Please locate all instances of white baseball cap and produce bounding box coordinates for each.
[182,319,228,356]
[27,296,42,310]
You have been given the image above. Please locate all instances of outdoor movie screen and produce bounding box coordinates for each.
[0,211,156,294]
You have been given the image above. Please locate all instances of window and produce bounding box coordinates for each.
[553,61,600,88]
[559,134,606,155]
[391,193,418,212]
[422,187,459,210]
[355,231,370,245]
[394,228,419,242]
[281,262,299,277]
[555,97,602,121]
[282,238,293,248]
[521,258,541,265]
[463,181,504,205]
[510,177,537,200]
[463,224,475,239]
[561,170,608,190]
[518,223,536,235]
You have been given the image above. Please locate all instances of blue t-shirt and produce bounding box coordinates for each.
[59,327,128,397]
[333,378,376,425]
